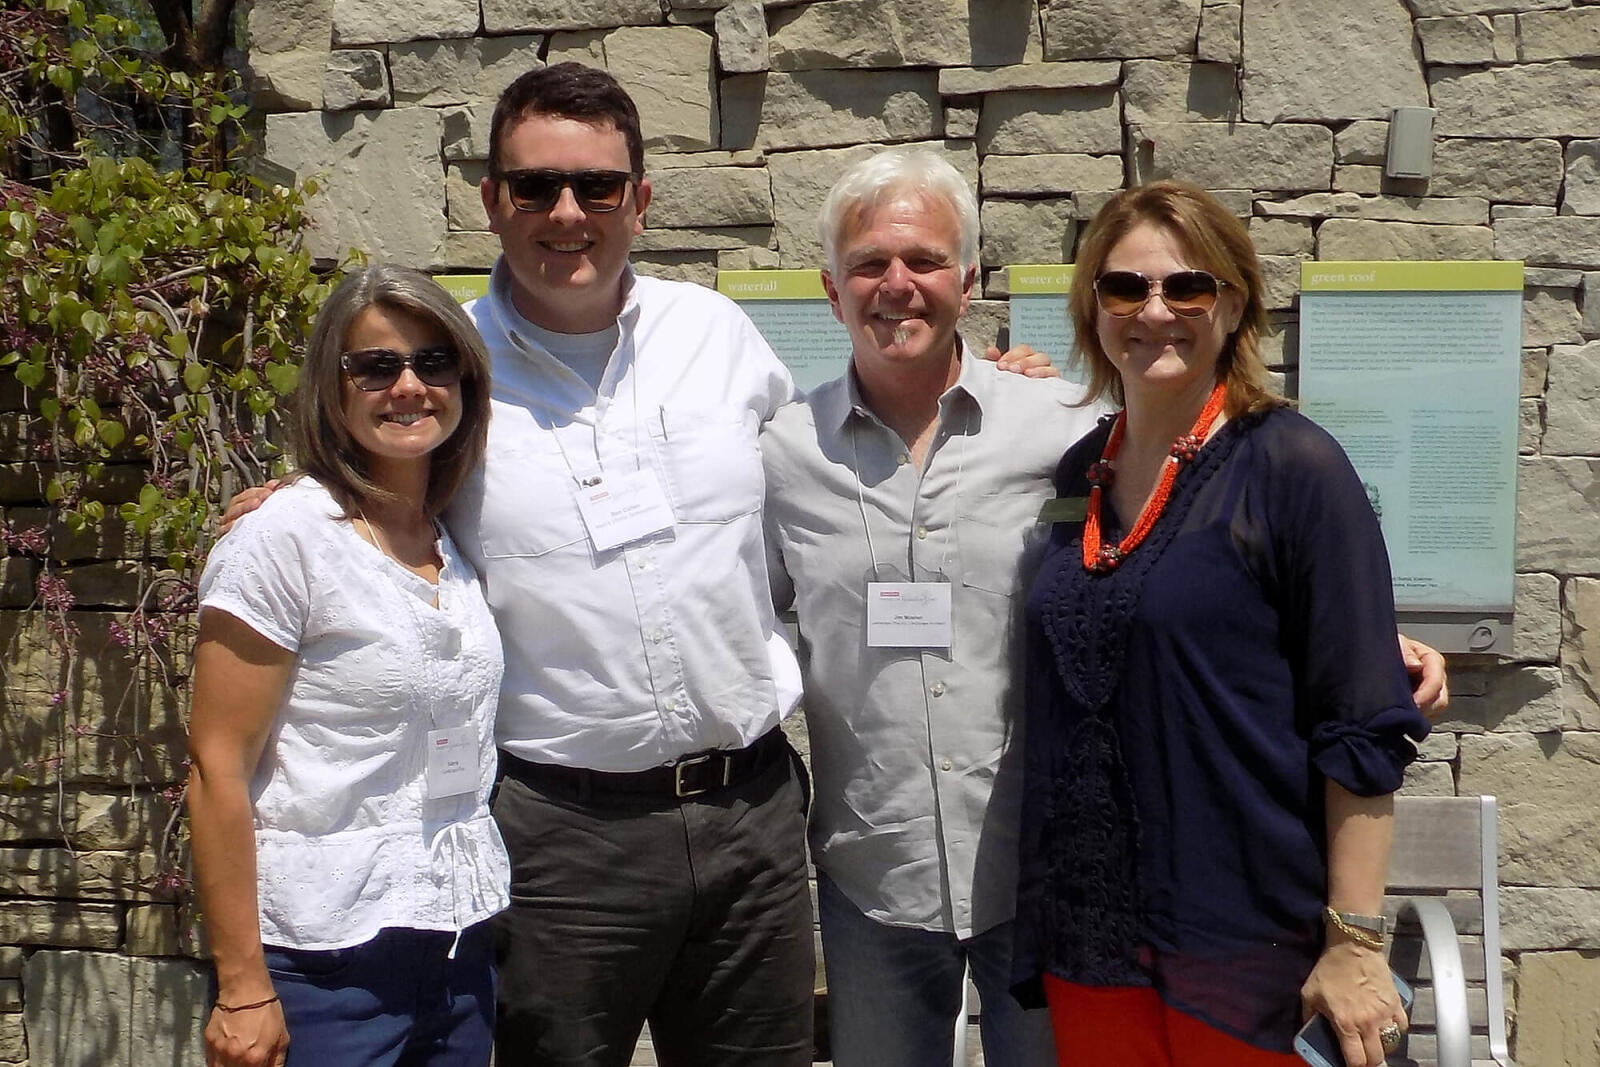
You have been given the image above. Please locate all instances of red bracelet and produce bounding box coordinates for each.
[215,994,280,1013]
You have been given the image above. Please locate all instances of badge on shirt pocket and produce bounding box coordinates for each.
[1037,497,1088,524]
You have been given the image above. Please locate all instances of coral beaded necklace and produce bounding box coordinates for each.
[1081,381,1227,574]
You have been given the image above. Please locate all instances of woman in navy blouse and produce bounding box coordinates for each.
[1014,181,1430,1067]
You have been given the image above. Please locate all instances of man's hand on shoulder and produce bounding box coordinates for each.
[983,343,1061,379]
[218,481,281,537]
[1399,634,1450,722]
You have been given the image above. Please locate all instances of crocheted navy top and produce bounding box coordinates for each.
[1013,406,1430,1051]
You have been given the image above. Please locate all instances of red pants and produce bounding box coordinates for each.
[1044,975,1302,1067]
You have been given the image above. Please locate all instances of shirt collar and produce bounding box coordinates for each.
[820,334,986,436]
[487,257,641,359]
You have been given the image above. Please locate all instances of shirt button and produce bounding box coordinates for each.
[916,526,929,539]
[897,453,910,466]
[636,559,649,570]
[940,758,954,771]
[664,697,677,712]
[651,629,665,644]
[930,681,946,697]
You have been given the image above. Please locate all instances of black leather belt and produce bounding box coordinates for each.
[499,727,789,803]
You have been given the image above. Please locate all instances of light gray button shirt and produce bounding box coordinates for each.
[762,346,1104,938]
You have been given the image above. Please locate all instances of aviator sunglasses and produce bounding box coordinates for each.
[500,168,637,214]
[1094,269,1230,318]
[340,346,463,391]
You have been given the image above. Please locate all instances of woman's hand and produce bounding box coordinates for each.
[204,993,289,1067]
[1300,938,1406,1067]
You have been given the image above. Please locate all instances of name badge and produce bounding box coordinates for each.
[574,468,676,552]
[866,582,953,648]
[1038,496,1088,524]
[425,726,478,799]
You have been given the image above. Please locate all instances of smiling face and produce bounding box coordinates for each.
[823,193,974,383]
[339,305,462,488]
[1094,221,1243,406]
[481,114,651,333]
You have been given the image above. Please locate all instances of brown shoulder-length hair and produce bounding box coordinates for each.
[1069,179,1285,417]
[289,265,492,520]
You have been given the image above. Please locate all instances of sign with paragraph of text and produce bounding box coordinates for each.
[717,269,851,394]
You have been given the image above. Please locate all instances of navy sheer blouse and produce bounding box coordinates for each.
[1013,407,1429,1051]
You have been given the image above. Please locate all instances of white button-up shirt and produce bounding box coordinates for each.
[449,262,803,772]
[762,349,1103,937]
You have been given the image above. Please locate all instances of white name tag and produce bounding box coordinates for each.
[425,726,479,799]
[574,468,676,552]
[866,582,953,648]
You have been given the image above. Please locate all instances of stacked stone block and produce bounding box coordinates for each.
[7,0,1600,1061]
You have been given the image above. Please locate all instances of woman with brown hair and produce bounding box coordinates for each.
[187,266,505,1067]
[1014,182,1429,1067]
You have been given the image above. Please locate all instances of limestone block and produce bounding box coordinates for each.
[1523,347,1549,397]
[483,0,661,32]
[0,977,17,1010]
[1406,0,1563,14]
[606,27,718,152]
[1431,139,1563,204]
[1519,8,1600,61]
[1122,61,1239,124]
[0,557,35,609]
[1441,665,1564,733]
[723,71,939,152]
[647,166,774,227]
[1073,190,1120,220]
[1497,216,1600,269]
[716,0,768,73]
[332,0,478,45]
[962,299,1009,355]
[263,108,447,266]
[125,904,203,958]
[980,154,1123,197]
[648,149,766,168]
[716,246,781,269]
[1335,120,1389,166]
[446,163,489,232]
[434,231,503,270]
[1041,0,1201,60]
[60,561,150,608]
[1492,13,1518,62]
[0,848,156,900]
[247,0,333,52]
[1516,457,1600,573]
[0,903,118,949]
[1520,396,1543,455]
[245,0,334,110]
[1496,205,1556,220]
[1258,255,1303,310]
[1563,140,1600,216]
[1315,220,1492,261]
[441,104,491,161]
[23,950,208,1066]
[390,36,544,107]
[1241,0,1427,123]
[1400,760,1455,796]
[1462,732,1600,888]
[0,790,162,852]
[1416,730,1458,761]
[1586,273,1600,337]
[978,199,1076,268]
[766,142,978,267]
[631,250,720,288]
[635,226,775,251]
[1196,3,1241,64]
[546,29,608,65]
[1331,165,1383,195]
[1248,218,1313,256]
[322,48,388,111]
[1522,290,1584,351]
[1130,122,1332,192]
[1430,62,1600,139]
[977,89,1121,156]
[1512,572,1561,663]
[1526,267,1585,288]
[0,947,18,978]
[937,62,1121,96]
[247,48,330,111]
[1416,16,1494,65]
[1514,952,1600,1067]
[1262,312,1299,369]
[1563,577,1600,729]
[769,0,1041,70]
[944,105,978,140]
[0,1013,20,1062]
[1257,193,1488,225]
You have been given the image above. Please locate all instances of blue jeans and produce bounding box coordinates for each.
[817,872,1055,1067]
[263,922,495,1066]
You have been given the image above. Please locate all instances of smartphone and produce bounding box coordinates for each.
[1293,971,1415,1067]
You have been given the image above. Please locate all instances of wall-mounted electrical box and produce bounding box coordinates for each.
[1385,106,1437,179]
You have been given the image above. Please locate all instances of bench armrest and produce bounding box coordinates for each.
[1395,897,1471,1067]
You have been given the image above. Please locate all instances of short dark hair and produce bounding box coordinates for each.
[487,62,645,183]
[290,265,493,521]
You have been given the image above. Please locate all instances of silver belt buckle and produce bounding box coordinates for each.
[673,752,732,798]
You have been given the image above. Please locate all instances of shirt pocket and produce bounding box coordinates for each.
[476,438,588,558]
[956,491,1046,596]
[655,408,764,524]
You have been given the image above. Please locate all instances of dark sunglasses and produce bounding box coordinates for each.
[500,168,636,214]
[1094,270,1229,318]
[339,346,462,391]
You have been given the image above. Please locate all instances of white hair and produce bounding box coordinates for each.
[817,147,980,276]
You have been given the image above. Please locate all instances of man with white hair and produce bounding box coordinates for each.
[760,147,1094,1065]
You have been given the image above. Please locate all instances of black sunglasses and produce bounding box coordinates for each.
[1094,269,1229,318]
[340,346,462,391]
[500,169,637,214]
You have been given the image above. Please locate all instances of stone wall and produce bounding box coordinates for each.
[5,0,1600,1062]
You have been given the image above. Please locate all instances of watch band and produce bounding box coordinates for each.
[1323,906,1387,947]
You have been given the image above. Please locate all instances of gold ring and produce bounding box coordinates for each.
[1379,1022,1403,1054]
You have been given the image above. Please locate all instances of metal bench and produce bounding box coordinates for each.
[1385,794,1514,1067]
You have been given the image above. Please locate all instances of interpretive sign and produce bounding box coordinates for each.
[1299,260,1522,654]
[717,270,851,394]
[1007,265,1085,387]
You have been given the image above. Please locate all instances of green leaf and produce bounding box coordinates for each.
[15,362,45,389]
[81,397,101,421]
[73,419,95,447]
[45,479,64,503]
[139,484,162,510]
[96,420,125,448]
[39,397,60,421]
[264,361,299,395]
[182,361,209,391]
